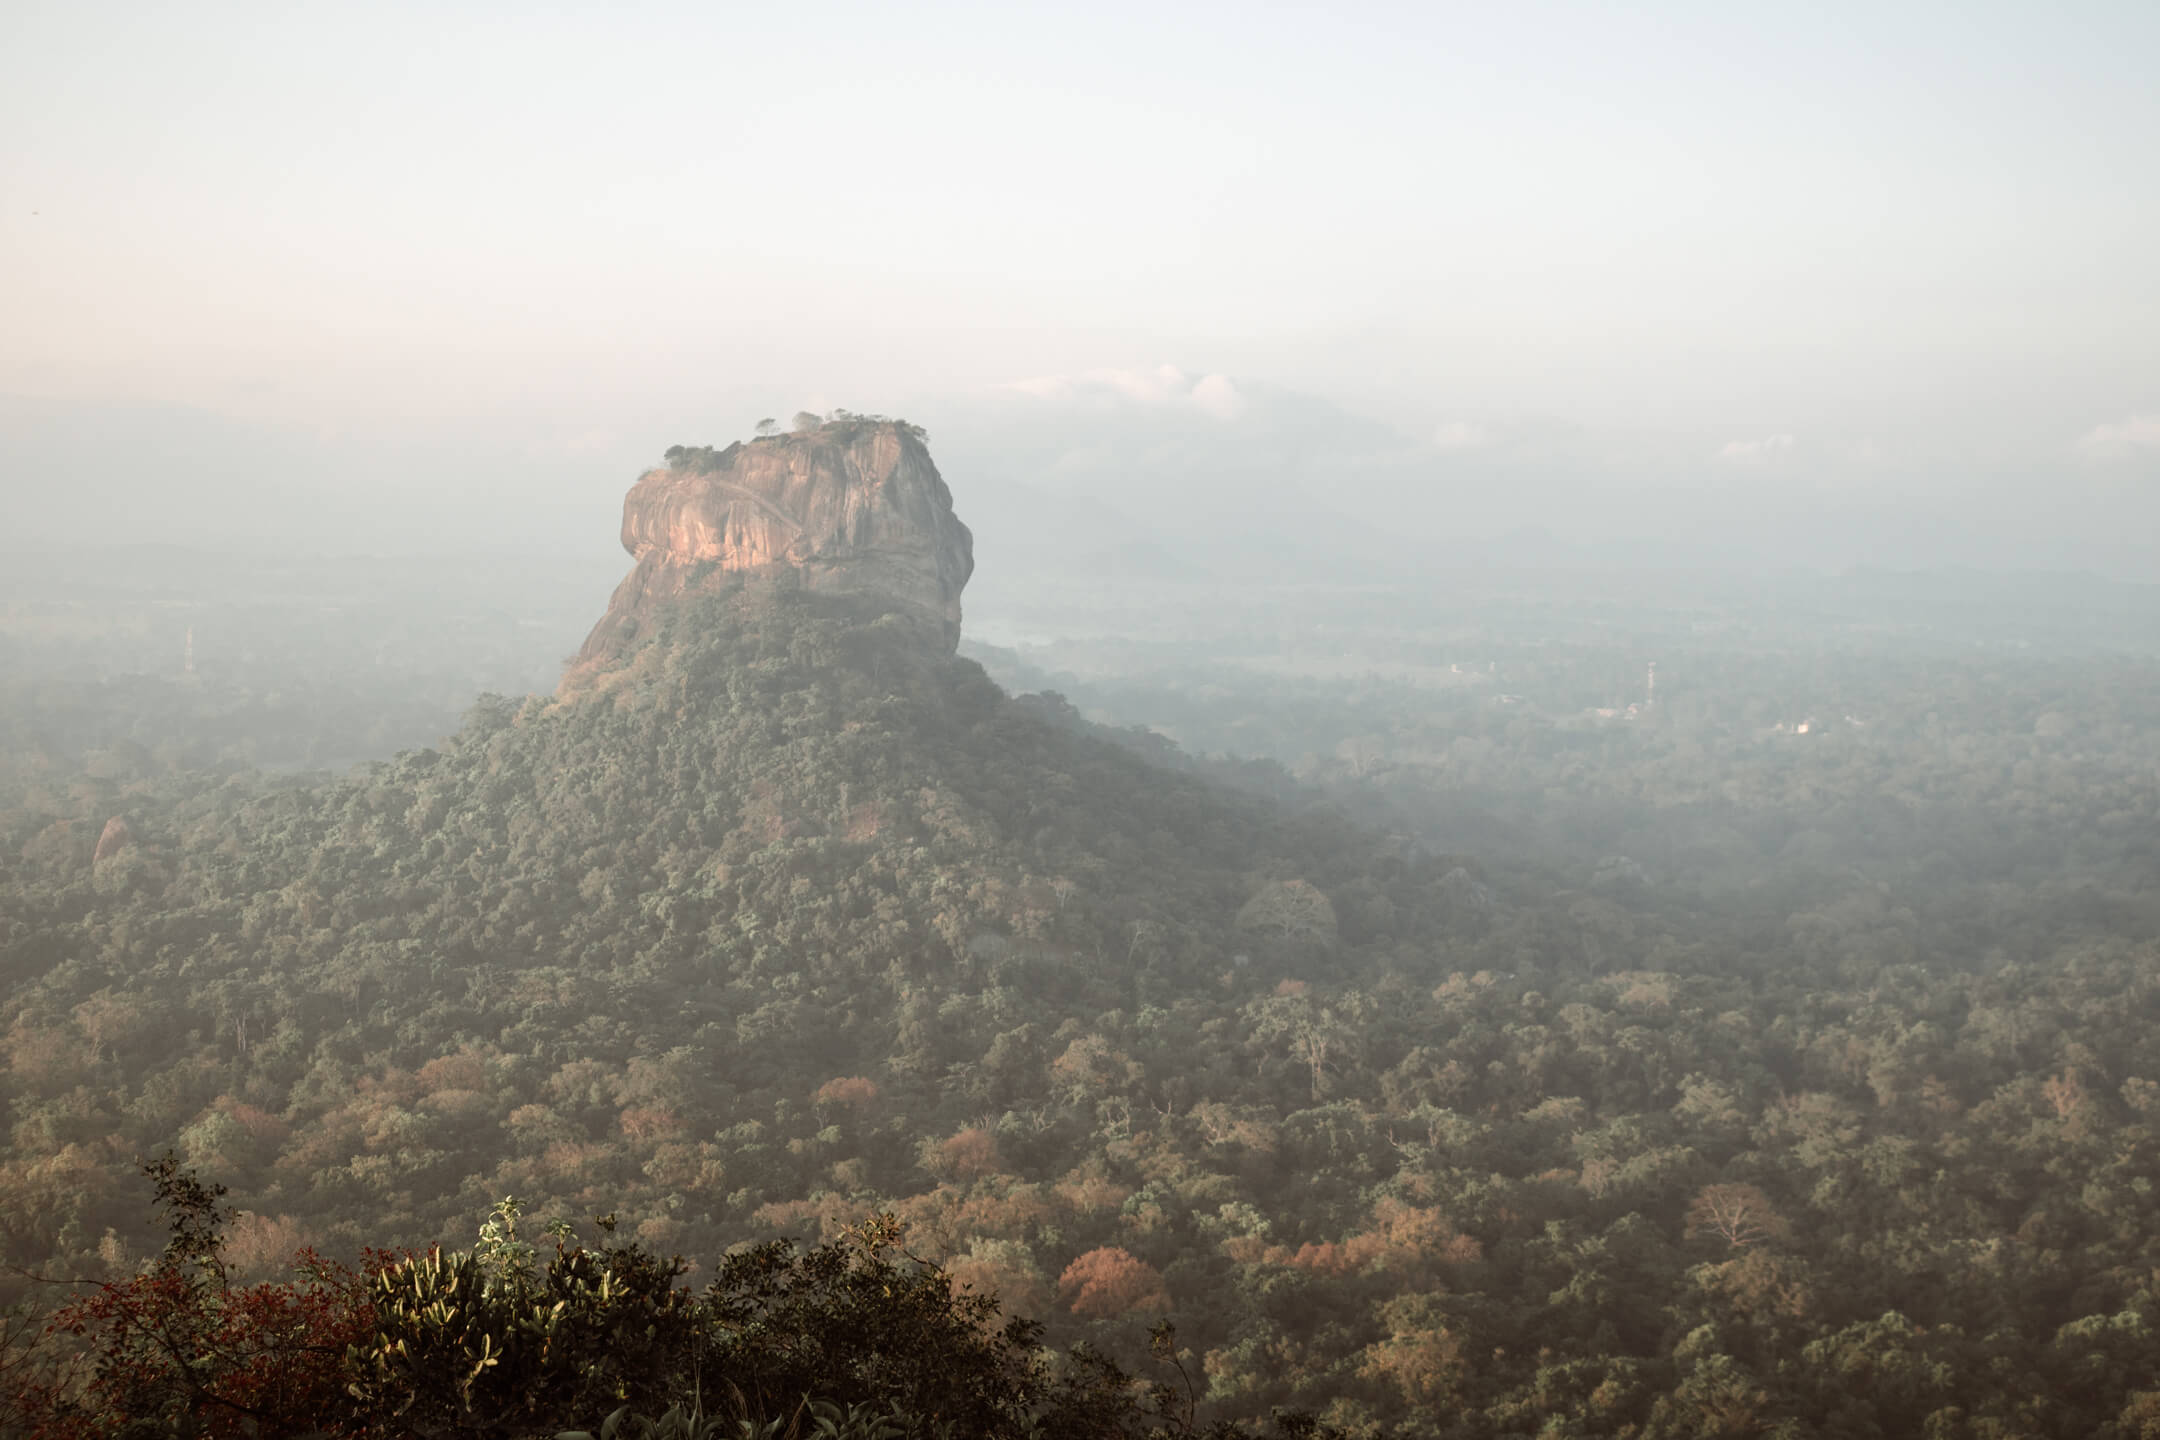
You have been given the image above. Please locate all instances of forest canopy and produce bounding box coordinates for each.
[5,578,2160,1436]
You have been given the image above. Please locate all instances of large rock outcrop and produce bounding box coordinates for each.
[567,419,973,687]
[92,817,132,865]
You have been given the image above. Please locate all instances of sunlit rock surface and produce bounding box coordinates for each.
[568,420,974,686]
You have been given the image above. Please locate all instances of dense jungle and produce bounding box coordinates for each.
[4,541,2160,1437]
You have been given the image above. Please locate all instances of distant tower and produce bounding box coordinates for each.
[1646,660,1657,708]
[184,627,195,675]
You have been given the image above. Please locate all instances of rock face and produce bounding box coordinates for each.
[568,420,973,685]
[92,817,132,865]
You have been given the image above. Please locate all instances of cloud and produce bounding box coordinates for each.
[1714,433,1796,465]
[999,364,1247,421]
[2077,414,2160,461]
[1189,373,1246,421]
[1431,421,1489,451]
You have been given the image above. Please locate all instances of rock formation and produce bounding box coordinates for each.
[567,418,973,686]
[92,817,132,865]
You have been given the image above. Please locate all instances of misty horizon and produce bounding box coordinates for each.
[6,2,2158,581]
[13,9,2160,1431]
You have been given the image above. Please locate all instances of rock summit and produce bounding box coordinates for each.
[568,418,974,686]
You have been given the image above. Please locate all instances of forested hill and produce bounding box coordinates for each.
[10,581,2160,1435]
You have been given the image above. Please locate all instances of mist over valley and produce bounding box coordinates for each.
[5,3,2160,1435]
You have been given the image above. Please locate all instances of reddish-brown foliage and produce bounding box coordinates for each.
[814,1075,881,1112]
[414,1052,489,1096]
[1358,1296,1464,1406]
[18,1252,371,1438]
[928,1128,1004,1184]
[354,1066,424,1105]
[948,1182,1054,1240]
[755,1192,877,1242]
[1225,1200,1480,1278]
[1057,1247,1170,1319]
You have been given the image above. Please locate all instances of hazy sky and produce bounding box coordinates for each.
[4,1,2157,572]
